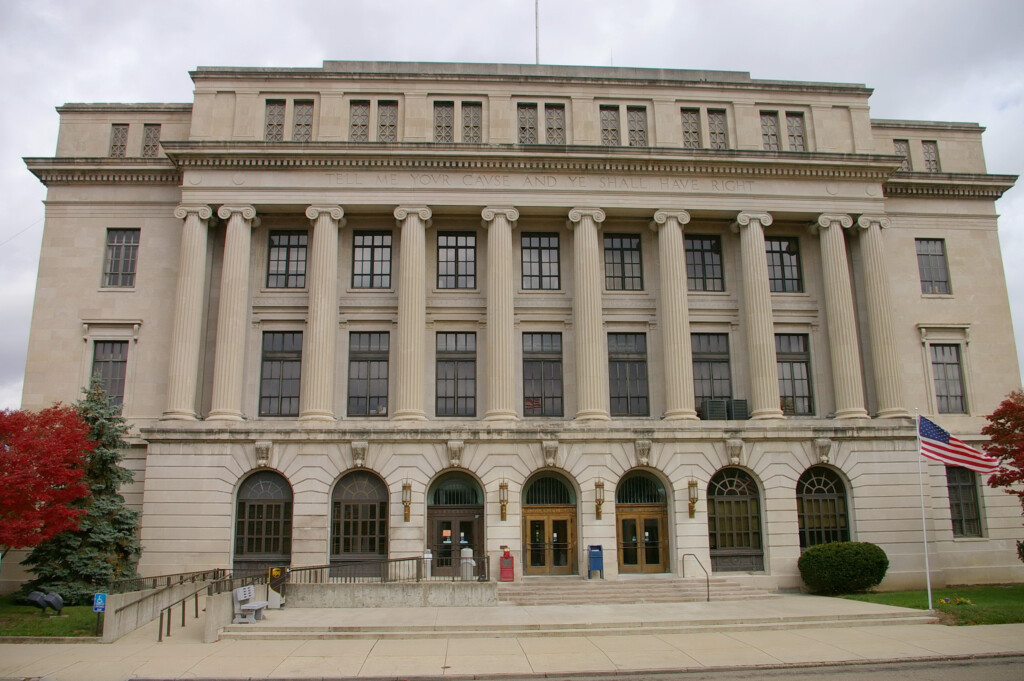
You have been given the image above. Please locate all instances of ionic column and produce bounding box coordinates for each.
[734,212,784,420]
[482,206,520,421]
[568,207,610,421]
[300,205,345,421]
[392,206,432,421]
[208,205,257,421]
[652,209,698,420]
[857,215,908,418]
[815,214,868,419]
[163,204,212,420]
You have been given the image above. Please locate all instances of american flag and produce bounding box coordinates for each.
[919,416,999,474]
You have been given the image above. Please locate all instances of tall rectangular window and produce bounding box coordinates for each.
[603,234,643,290]
[436,332,476,417]
[434,102,455,142]
[348,332,389,416]
[932,344,966,414]
[352,232,392,288]
[786,112,806,151]
[92,340,128,409]
[350,101,370,142]
[923,140,941,172]
[946,466,982,537]
[708,110,729,150]
[523,333,563,417]
[437,233,476,289]
[916,238,951,294]
[760,112,780,150]
[521,233,560,290]
[259,332,302,417]
[377,101,398,142]
[600,105,620,146]
[462,102,482,143]
[290,100,313,142]
[266,231,308,288]
[545,104,566,144]
[608,333,649,416]
[518,103,538,144]
[685,235,724,292]
[627,106,648,147]
[894,139,912,170]
[765,237,803,292]
[680,108,701,149]
[265,100,285,141]
[776,334,812,415]
[103,228,140,287]
[142,124,161,158]
[692,333,731,417]
[109,124,129,157]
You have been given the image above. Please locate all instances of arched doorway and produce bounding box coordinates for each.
[616,471,669,573]
[427,472,484,576]
[233,470,292,574]
[796,466,850,549]
[331,470,388,564]
[522,472,577,575]
[707,468,764,572]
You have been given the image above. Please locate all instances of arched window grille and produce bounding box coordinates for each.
[331,471,388,559]
[235,471,292,571]
[796,466,850,549]
[429,472,482,506]
[616,471,666,505]
[524,474,575,505]
[707,468,763,572]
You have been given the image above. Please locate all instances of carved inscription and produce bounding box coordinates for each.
[326,171,755,193]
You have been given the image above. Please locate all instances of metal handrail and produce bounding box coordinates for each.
[680,553,710,602]
[108,568,226,594]
[287,553,489,584]
[115,570,264,616]
[154,573,268,642]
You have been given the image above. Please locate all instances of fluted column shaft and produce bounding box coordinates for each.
[652,209,698,420]
[735,212,784,419]
[163,205,212,420]
[483,206,519,421]
[300,205,344,421]
[209,205,257,420]
[392,206,431,421]
[858,215,908,418]
[569,207,610,421]
[816,214,868,419]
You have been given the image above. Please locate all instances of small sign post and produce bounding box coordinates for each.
[92,593,106,636]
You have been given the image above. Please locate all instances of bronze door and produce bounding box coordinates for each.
[522,506,576,575]
[428,506,483,576]
[617,505,668,573]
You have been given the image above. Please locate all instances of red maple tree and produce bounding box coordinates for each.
[0,406,93,558]
[982,390,1024,563]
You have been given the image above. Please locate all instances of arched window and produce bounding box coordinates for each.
[331,471,388,561]
[429,472,481,506]
[234,470,292,573]
[616,471,666,505]
[707,468,763,572]
[524,474,575,505]
[796,466,850,549]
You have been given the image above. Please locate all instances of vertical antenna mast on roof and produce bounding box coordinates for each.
[535,0,540,65]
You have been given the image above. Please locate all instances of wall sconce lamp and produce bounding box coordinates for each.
[402,482,412,522]
[595,479,605,520]
[499,480,509,521]
[688,478,699,519]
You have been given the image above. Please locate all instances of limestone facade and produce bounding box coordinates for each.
[10,62,1023,593]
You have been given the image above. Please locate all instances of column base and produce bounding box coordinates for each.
[749,408,785,420]
[160,410,197,421]
[484,409,519,422]
[206,410,244,421]
[833,408,870,420]
[299,411,336,422]
[574,409,611,422]
[875,407,911,419]
[391,410,428,422]
[663,409,700,421]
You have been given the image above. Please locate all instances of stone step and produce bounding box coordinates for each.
[496,576,775,605]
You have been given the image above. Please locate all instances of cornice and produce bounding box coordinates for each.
[24,157,181,186]
[883,172,1017,200]
[56,103,193,114]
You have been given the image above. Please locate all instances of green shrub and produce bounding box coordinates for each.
[798,541,889,594]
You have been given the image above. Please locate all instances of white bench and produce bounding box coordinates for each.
[232,585,270,624]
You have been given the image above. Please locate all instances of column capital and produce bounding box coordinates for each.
[217,205,257,221]
[811,213,853,234]
[567,207,606,226]
[650,209,691,232]
[174,204,212,221]
[731,211,773,232]
[856,215,892,230]
[305,205,346,225]
[481,206,520,225]
[394,205,432,224]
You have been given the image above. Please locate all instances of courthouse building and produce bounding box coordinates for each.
[12,61,1024,592]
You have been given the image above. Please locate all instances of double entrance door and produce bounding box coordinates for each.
[617,505,669,573]
[523,506,576,575]
[428,506,483,577]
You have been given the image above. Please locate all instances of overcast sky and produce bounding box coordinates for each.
[1,0,1022,411]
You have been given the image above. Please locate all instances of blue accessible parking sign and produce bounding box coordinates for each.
[93,593,106,612]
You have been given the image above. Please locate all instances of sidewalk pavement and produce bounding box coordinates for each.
[2,594,1023,681]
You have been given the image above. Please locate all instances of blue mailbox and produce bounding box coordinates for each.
[587,545,604,579]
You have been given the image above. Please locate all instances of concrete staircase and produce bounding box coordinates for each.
[497,575,777,605]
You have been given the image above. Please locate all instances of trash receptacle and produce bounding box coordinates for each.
[587,545,604,579]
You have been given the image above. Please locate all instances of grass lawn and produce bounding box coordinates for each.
[843,583,1024,625]
[0,595,99,637]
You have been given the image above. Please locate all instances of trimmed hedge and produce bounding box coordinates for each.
[798,541,889,594]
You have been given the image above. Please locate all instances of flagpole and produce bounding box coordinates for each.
[915,409,934,611]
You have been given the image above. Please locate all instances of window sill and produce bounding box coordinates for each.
[950,536,987,542]
[98,286,136,293]
[345,287,395,295]
[432,287,481,295]
[921,293,955,299]
[260,287,308,294]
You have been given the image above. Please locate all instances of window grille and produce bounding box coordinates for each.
[603,234,643,290]
[235,471,292,559]
[437,233,476,289]
[760,112,780,150]
[616,472,666,504]
[292,100,313,141]
[347,332,389,416]
[109,124,128,157]
[692,333,731,417]
[765,237,803,292]
[352,232,392,288]
[435,332,476,417]
[707,468,763,571]
[923,140,941,172]
[377,101,398,142]
[916,238,951,294]
[523,332,563,417]
[894,139,912,170]
[681,109,701,149]
[524,475,573,505]
[521,233,560,290]
[545,104,566,144]
[434,102,455,142]
[350,101,369,142]
[796,467,849,548]
[518,103,538,144]
[266,231,307,288]
[608,333,649,417]
[776,334,813,415]
[685,235,723,291]
[786,112,806,151]
[708,109,728,149]
[265,101,285,141]
[931,344,966,414]
[462,102,482,143]
[103,228,140,287]
[259,332,302,417]
[946,466,981,537]
[92,340,128,409]
[600,105,620,145]
[627,106,647,146]
[142,124,161,157]
[430,473,481,505]
[331,471,387,557]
